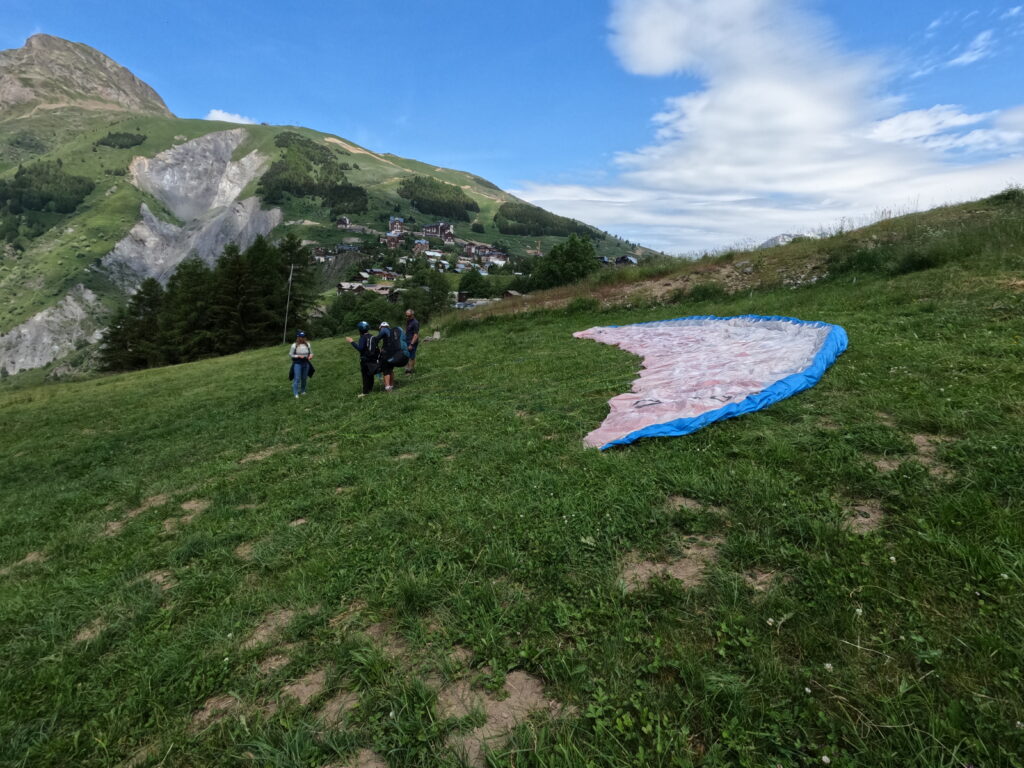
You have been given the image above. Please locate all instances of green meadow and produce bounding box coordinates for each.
[1,205,1023,766]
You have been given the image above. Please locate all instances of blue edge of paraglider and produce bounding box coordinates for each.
[597,314,849,451]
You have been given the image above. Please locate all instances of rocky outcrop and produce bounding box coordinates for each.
[0,285,105,375]
[128,128,265,221]
[0,34,171,118]
[102,129,281,290]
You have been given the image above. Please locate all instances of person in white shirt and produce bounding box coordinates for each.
[288,331,313,398]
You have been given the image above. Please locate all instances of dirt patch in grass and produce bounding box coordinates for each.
[873,456,902,473]
[622,536,722,592]
[324,750,386,768]
[318,690,358,726]
[440,670,572,767]
[911,434,954,478]
[258,654,291,674]
[289,518,308,527]
[180,499,210,514]
[191,694,239,730]
[875,412,897,427]
[846,500,885,534]
[1001,278,1024,292]
[744,570,777,592]
[127,494,170,519]
[449,645,474,666]
[142,570,176,591]
[365,621,408,657]
[280,667,328,707]
[818,416,840,430]
[235,541,255,560]
[74,617,107,644]
[667,496,725,515]
[0,550,47,576]
[119,743,158,768]
[334,486,353,494]
[396,453,417,460]
[242,609,296,650]
[329,600,368,629]
[240,445,293,464]
[102,493,171,537]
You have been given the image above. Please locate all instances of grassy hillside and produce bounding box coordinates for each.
[1,198,1022,766]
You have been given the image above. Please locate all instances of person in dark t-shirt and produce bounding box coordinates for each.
[404,308,420,375]
[346,321,377,396]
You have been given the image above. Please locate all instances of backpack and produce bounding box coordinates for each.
[381,327,409,363]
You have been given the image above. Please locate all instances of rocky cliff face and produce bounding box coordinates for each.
[102,128,282,290]
[0,34,171,118]
[0,285,104,375]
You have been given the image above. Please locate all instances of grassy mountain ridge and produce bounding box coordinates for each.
[0,109,642,344]
[1,195,1022,765]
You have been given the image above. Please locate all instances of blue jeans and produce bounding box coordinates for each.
[291,361,309,396]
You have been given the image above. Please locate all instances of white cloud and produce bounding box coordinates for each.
[870,106,992,143]
[205,109,258,124]
[511,0,1024,253]
[948,30,995,66]
[1002,6,1022,19]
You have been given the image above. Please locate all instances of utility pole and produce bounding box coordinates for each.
[282,263,295,343]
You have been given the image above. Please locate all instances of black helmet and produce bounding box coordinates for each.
[357,321,369,332]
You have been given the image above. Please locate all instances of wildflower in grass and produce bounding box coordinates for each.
[767,617,775,627]
[822,757,831,765]
[889,556,897,563]
[804,687,812,694]
[824,662,833,672]
[1017,720,1023,729]
[855,608,863,617]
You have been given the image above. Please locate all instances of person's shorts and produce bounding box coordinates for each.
[407,344,418,360]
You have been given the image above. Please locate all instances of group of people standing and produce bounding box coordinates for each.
[287,309,421,399]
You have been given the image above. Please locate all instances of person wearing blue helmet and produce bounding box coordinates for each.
[288,331,314,398]
[346,320,378,396]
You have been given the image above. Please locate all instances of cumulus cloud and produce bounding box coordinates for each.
[511,0,1024,253]
[205,109,258,124]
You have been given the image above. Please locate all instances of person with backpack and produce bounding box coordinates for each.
[373,320,408,392]
[288,330,314,398]
[346,320,378,397]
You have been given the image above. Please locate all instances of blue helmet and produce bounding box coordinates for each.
[357,321,369,332]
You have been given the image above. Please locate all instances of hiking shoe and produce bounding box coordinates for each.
[294,394,299,399]
[384,386,393,392]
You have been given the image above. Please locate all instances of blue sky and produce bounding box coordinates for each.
[4,0,1024,253]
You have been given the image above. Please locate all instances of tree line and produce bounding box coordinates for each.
[258,131,368,216]
[493,201,601,239]
[397,176,480,221]
[99,235,316,371]
[0,160,95,247]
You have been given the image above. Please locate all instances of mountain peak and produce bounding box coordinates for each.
[0,34,172,119]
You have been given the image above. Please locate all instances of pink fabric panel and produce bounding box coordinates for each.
[574,318,830,448]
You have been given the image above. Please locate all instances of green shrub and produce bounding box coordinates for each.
[985,186,1024,206]
[7,131,46,154]
[566,296,599,314]
[687,282,728,302]
[95,132,146,149]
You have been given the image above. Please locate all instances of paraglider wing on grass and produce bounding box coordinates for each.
[574,315,848,450]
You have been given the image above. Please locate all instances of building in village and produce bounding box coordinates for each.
[422,222,455,243]
[388,216,405,233]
